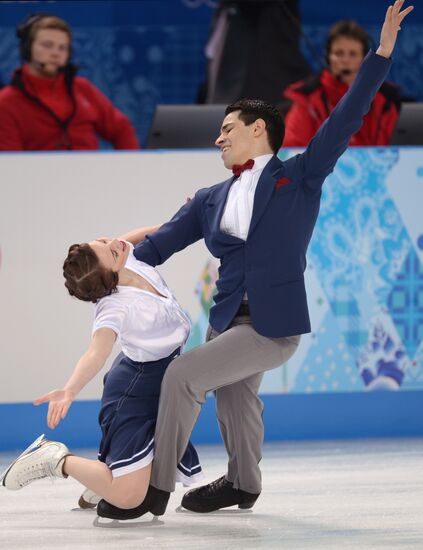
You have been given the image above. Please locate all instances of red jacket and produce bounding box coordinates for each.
[0,65,139,151]
[282,69,400,147]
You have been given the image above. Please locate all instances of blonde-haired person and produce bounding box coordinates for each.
[0,13,139,150]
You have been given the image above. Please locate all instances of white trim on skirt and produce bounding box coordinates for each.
[110,448,204,485]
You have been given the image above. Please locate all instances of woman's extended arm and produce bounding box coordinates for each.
[33,328,116,429]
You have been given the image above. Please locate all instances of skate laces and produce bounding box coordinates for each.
[201,476,230,497]
[15,439,61,488]
[17,458,57,488]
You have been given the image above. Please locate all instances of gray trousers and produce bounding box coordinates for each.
[151,313,300,493]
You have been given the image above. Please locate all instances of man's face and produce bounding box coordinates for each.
[215,111,258,169]
[30,28,70,76]
[328,36,365,86]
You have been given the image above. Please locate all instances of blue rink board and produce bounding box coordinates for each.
[1,392,422,452]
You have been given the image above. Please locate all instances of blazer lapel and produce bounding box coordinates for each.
[205,177,242,242]
[248,156,283,238]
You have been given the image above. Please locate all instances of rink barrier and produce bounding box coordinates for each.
[0,391,422,452]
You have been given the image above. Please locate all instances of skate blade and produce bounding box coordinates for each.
[93,515,164,528]
[78,489,101,509]
[0,434,46,486]
[175,505,252,515]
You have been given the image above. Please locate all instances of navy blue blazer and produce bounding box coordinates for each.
[135,51,392,338]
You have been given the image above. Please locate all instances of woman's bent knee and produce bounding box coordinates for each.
[110,467,150,509]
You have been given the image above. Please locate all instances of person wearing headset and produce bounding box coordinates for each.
[282,20,401,147]
[0,13,140,151]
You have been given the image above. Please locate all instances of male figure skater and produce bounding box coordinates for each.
[95,0,414,520]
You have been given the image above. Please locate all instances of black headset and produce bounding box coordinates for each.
[16,12,73,63]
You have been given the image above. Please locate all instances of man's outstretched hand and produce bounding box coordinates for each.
[376,0,414,58]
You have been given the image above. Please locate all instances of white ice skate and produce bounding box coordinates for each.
[78,488,101,509]
[0,434,71,490]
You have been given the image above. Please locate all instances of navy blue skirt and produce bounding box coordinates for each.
[98,348,202,483]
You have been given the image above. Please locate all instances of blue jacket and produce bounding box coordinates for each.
[134,51,391,337]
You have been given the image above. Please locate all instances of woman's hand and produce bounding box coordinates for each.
[34,389,75,429]
[376,0,414,58]
[33,330,115,429]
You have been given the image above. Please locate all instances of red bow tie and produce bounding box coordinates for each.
[232,159,255,177]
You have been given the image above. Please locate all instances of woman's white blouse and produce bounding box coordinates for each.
[92,242,190,363]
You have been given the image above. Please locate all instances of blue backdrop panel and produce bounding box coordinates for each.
[186,147,423,396]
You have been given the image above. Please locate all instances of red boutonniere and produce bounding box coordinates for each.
[275,177,290,189]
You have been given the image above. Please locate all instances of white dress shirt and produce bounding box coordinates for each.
[220,154,273,240]
[93,242,190,363]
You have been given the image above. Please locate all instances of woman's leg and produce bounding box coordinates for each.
[64,456,151,509]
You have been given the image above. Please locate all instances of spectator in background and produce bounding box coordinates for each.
[283,20,401,147]
[198,0,311,105]
[0,13,140,151]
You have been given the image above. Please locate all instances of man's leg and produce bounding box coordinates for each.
[215,373,264,494]
[180,374,264,513]
[150,318,300,493]
[206,324,265,493]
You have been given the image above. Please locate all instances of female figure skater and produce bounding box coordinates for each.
[1,225,202,518]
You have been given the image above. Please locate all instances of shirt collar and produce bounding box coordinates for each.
[251,154,273,173]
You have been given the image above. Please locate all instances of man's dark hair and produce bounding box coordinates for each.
[63,243,118,303]
[225,99,284,153]
[325,20,370,64]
